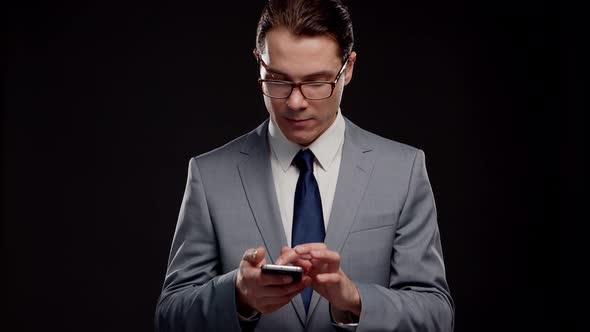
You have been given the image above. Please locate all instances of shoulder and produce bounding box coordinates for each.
[344,117,421,163]
[344,118,431,195]
[188,120,267,172]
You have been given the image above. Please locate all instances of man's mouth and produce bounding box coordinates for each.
[285,118,312,124]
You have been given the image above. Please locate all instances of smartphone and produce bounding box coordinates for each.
[260,264,303,282]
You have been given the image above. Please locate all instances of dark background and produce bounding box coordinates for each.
[2,1,582,331]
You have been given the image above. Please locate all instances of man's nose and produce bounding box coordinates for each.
[286,85,308,110]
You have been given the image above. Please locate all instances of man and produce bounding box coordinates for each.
[155,0,454,331]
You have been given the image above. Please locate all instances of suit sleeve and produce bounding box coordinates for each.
[346,149,455,332]
[155,158,256,332]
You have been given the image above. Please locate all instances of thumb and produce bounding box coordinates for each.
[243,246,266,266]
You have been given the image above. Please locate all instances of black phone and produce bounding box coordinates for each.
[260,264,303,282]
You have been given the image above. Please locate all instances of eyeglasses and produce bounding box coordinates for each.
[257,57,349,100]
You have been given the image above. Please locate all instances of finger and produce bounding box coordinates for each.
[258,280,307,298]
[260,286,305,305]
[259,273,294,286]
[241,262,263,282]
[295,253,313,260]
[284,245,313,260]
[310,250,340,262]
[293,258,313,272]
[243,247,266,266]
[293,243,327,255]
[307,260,324,277]
[274,247,300,265]
[314,272,341,284]
[279,246,315,264]
[310,250,340,273]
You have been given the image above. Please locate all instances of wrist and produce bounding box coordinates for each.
[330,305,360,324]
[349,286,361,316]
[236,288,260,321]
[340,280,361,316]
[235,277,256,316]
[236,298,257,317]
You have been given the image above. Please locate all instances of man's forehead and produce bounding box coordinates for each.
[262,28,341,64]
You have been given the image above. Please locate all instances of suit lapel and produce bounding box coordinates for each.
[237,120,307,326]
[306,118,376,323]
[237,120,288,264]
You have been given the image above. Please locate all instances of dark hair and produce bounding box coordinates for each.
[256,0,354,63]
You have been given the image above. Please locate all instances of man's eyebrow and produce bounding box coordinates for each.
[264,67,289,77]
[265,67,335,80]
[301,71,334,80]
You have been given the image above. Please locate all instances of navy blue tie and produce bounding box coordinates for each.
[291,149,325,313]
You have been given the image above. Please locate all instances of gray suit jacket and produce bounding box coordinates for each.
[155,117,454,331]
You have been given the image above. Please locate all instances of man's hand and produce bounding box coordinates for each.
[276,243,362,317]
[235,247,310,315]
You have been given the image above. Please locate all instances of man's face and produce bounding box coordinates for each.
[258,27,356,146]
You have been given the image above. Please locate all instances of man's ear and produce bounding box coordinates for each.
[253,48,259,61]
[344,51,357,86]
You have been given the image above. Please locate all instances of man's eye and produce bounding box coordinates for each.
[305,82,329,89]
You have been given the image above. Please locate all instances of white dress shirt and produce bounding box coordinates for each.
[268,110,345,247]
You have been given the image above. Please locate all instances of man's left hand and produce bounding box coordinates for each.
[275,243,361,317]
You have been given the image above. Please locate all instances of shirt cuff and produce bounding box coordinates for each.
[237,310,261,321]
[329,303,359,326]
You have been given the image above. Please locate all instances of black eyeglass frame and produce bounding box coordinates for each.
[257,56,350,100]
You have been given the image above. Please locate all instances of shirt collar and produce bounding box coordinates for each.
[268,109,345,172]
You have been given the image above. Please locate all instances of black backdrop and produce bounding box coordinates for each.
[2,1,582,331]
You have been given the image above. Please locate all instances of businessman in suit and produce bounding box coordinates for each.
[155,0,454,331]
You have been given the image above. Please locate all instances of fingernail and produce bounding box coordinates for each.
[251,249,258,260]
[283,276,292,283]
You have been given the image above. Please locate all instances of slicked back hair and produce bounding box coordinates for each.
[256,0,354,63]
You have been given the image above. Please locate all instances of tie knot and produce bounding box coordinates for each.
[293,149,315,172]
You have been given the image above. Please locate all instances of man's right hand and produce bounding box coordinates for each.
[235,247,310,315]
